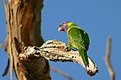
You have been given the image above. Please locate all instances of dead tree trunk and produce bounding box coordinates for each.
[2,0,50,80]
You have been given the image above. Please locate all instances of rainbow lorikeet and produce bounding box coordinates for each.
[58,22,90,67]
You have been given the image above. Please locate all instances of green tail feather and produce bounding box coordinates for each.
[78,48,89,67]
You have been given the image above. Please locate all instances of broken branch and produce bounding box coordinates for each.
[19,40,98,76]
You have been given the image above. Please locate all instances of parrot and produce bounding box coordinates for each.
[58,21,90,67]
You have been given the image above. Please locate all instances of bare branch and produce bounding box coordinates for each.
[2,0,7,16]
[104,37,115,80]
[19,40,98,76]
[0,42,3,48]
[50,67,74,80]
[2,60,9,76]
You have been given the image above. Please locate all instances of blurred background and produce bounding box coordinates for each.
[0,0,121,80]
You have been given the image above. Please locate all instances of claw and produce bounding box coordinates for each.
[65,46,71,51]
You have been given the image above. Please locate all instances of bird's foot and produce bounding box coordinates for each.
[65,47,77,51]
[65,46,71,51]
[71,48,77,51]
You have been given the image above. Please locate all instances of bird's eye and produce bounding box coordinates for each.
[62,28,65,31]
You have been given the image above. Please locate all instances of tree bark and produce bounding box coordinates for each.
[2,0,50,80]
[19,40,98,77]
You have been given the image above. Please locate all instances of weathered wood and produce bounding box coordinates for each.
[19,40,98,77]
[3,0,50,80]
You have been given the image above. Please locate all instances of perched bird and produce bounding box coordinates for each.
[58,22,90,67]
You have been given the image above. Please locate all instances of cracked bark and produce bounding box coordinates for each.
[19,40,98,77]
[2,0,50,80]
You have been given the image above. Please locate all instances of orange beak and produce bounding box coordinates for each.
[58,27,63,32]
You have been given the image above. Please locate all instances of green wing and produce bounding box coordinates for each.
[67,26,90,50]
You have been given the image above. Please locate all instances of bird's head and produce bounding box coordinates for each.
[58,21,76,32]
